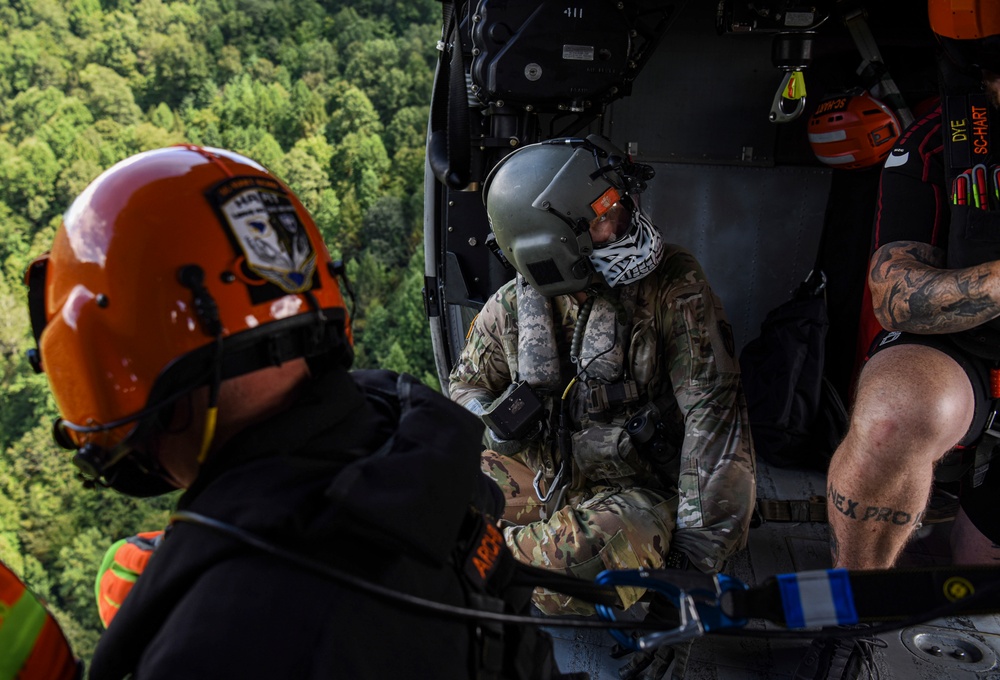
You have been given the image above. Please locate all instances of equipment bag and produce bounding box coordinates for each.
[739,270,848,470]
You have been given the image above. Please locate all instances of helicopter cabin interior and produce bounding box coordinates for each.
[420,1,1000,677]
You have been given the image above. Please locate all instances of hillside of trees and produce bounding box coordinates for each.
[0,0,442,665]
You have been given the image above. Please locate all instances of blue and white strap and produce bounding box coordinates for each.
[777,568,859,629]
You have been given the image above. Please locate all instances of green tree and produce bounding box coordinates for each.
[281,142,331,216]
[312,188,343,254]
[137,23,211,109]
[329,130,390,216]
[4,87,67,143]
[91,11,142,79]
[343,38,410,122]
[325,84,382,141]
[246,133,286,177]
[0,137,60,222]
[55,158,103,209]
[327,6,391,55]
[360,195,411,269]
[36,97,96,159]
[216,73,290,136]
[67,0,103,37]
[0,1,448,668]
[383,105,426,157]
[277,79,327,147]
[76,63,142,124]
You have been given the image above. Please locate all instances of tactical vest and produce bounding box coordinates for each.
[514,277,681,494]
[942,77,1000,359]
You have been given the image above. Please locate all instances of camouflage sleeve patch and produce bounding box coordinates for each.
[448,281,519,409]
[651,255,756,573]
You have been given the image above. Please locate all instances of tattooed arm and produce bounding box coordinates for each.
[869,240,1000,333]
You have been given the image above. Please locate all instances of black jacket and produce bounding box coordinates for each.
[88,369,550,680]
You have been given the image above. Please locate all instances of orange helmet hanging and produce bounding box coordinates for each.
[808,92,901,170]
[26,146,352,494]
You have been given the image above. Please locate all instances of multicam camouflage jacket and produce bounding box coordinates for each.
[449,244,757,572]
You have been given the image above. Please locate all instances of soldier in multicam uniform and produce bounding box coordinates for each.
[449,135,757,619]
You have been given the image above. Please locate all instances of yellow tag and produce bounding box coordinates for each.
[783,70,807,100]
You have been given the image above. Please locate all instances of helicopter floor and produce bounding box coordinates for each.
[549,460,1000,679]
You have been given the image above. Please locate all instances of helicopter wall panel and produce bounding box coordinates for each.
[639,163,832,353]
[607,1,783,165]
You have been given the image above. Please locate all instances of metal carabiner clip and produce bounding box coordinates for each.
[769,70,807,123]
[533,462,565,503]
[593,568,748,651]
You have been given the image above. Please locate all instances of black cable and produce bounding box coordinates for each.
[171,509,1000,641]
[169,510,662,632]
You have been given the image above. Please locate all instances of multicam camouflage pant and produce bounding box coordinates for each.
[481,449,676,615]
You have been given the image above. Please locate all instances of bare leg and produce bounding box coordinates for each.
[827,345,974,569]
[951,506,1000,565]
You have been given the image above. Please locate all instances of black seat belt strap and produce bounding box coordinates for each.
[733,563,1000,627]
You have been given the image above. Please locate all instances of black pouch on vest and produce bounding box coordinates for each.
[947,203,1000,360]
[481,381,545,440]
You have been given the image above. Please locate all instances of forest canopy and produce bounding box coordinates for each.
[0,0,442,665]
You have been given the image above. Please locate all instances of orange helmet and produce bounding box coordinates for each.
[807,92,901,170]
[26,145,352,495]
[929,0,1000,72]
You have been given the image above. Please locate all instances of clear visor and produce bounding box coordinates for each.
[591,201,633,245]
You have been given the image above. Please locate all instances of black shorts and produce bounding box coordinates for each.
[867,330,1000,541]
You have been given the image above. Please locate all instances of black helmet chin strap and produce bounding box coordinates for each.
[177,264,225,465]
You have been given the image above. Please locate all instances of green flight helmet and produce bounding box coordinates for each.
[483,138,620,296]
[483,135,650,297]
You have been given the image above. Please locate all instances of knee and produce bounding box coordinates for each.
[845,385,971,462]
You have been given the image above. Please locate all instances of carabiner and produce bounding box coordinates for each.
[533,462,565,503]
[594,569,748,651]
[769,70,807,123]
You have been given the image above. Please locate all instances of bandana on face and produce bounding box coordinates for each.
[589,210,664,288]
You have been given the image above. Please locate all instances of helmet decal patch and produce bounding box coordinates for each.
[210,177,316,293]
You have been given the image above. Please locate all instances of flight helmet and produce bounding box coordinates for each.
[482,134,661,297]
[808,91,901,169]
[25,145,352,495]
[928,0,1000,73]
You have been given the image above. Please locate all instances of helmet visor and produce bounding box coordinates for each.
[589,199,631,245]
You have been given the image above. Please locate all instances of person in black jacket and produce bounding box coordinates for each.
[25,145,576,679]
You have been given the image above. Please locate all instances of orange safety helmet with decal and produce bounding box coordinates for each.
[929,0,1000,72]
[807,91,901,170]
[25,145,353,496]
